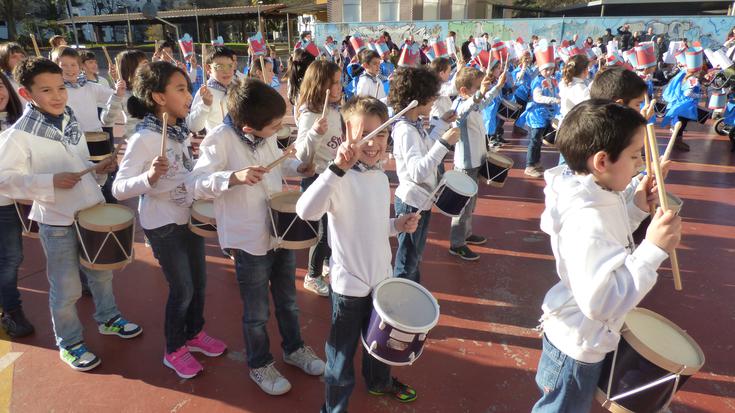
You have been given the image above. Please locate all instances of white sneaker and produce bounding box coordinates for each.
[322,264,331,284]
[303,275,329,297]
[249,362,292,395]
[284,345,325,376]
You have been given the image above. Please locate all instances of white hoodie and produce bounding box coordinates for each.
[538,165,668,363]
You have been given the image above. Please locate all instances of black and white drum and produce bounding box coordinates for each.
[13,199,39,238]
[596,308,705,413]
[269,191,319,250]
[480,151,514,188]
[543,118,560,146]
[75,204,135,270]
[188,200,217,238]
[361,278,440,366]
[433,170,478,217]
[276,125,293,150]
[498,98,522,121]
[85,131,113,162]
[696,107,711,124]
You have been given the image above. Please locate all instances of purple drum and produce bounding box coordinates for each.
[361,278,440,366]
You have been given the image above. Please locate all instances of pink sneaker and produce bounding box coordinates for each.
[186,331,227,357]
[163,347,203,379]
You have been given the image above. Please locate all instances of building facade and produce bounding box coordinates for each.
[327,0,514,22]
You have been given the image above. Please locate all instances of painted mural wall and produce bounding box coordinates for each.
[315,16,735,50]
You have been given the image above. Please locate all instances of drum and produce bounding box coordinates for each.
[654,101,668,117]
[596,308,705,413]
[361,277,440,366]
[188,200,217,238]
[480,151,514,188]
[13,199,39,238]
[75,204,135,270]
[433,170,478,217]
[268,191,319,249]
[276,125,293,150]
[696,107,711,124]
[543,118,560,146]
[85,131,112,162]
[708,93,727,110]
[498,98,522,121]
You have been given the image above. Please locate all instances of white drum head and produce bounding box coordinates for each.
[486,151,514,168]
[373,278,440,333]
[270,191,300,213]
[78,204,133,226]
[623,308,705,375]
[444,170,478,197]
[276,125,292,138]
[192,200,215,218]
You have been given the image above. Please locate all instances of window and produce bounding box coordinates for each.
[451,0,466,19]
[423,0,439,20]
[380,0,399,21]
[343,0,360,22]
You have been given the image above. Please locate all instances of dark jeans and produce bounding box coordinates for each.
[322,291,391,413]
[393,196,432,283]
[145,224,207,353]
[527,125,549,167]
[676,116,689,139]
[234,248,303,368]
[0,204,24,311]
[301,175,331,278]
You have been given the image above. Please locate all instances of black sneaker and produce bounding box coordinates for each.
[496,134,508,144]
[465,234,487,245]
[1,308,35,338]
[449,246,480,261]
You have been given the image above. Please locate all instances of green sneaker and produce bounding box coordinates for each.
[60,343,101,371]
[368,377,417,403]
[98,315,142,339]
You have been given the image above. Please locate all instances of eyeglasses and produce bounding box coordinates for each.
[210,63,235,71]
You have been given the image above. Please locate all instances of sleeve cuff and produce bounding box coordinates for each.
[633,239,669,269]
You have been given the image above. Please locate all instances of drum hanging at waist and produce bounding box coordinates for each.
[696,107,711,124]
[498,98,522,121]
[85,131,113,162]
[269,191,319,250]
[75,204,135,270]
[479,151,514,188]
[433,170,478,217]
[13,199,39,238]
[189,200,217,238]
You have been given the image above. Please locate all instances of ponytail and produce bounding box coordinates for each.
[562,54,589,85]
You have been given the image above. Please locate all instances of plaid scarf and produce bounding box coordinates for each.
[397,116,427,140]
[351,160,383,172]
[11,103,83,146]
[64,73,88,89]
[136,113,190,144]
[206,78,228,94]
[223,114,265,151]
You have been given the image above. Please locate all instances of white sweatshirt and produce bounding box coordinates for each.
[294,106,343,174]
[0,128,106,226]
[296,167,398,297]
[538,165,668,363]
[558,77,590,121]
[101,92,140,138]
[112,129,194,230]
[392,119,451,210]
[355,73,387,101]
[66,82,114,132]
[187,124,304,255]
[453,87,501,169]
[187,85,227,133]
[430,79,456,120]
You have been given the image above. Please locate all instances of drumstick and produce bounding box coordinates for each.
[201,43,208,84]
[642,121,656,217]
[30,34,41,57]
[646,123,683,291]
[359,100,418,144]
[265,145,296,171]
[322,89,330,118]
[259,55,268,83]
[163,49,179,65]
[662,121,682,162]
[160,112,169,157]
[102,46,113,70]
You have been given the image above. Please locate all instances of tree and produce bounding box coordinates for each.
[0,0,26,39]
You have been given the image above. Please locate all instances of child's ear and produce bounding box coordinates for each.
[241,125,255,135]
[591,151,609,173]
[614,98,625,105]
[18,87,32,102]
[151,91,166,107]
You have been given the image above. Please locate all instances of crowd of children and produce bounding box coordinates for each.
[4,23,722,411]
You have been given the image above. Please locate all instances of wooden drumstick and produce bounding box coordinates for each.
[646,123,683,291]
[201,43,208,84]
[265,145,296,171]
[259,55,268,83]
[643,121,656,217]
[322,89,330,118]
[160,112,169,157]
[359,100,418,144]
[662,121,682,162]
[102,46,113,69]
[30,34,41,57]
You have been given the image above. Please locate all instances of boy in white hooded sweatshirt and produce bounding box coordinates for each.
[532,99,681,413]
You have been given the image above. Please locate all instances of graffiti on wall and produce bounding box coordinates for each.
[315,16,735,50]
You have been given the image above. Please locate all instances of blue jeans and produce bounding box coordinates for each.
[527,125,549,168]
[449,167,479,248]
[301,175,331,278]
[322,291,391,413]
[393,196,432,283]
[145,224,207,353]
[234,248,304,368]
[0,204,24,311]
[532,334,605,413]
[39,224,119,349]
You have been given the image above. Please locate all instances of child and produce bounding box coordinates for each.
[482,59,508,148]
[0,43,28,103]
[0,57,141,371]
[248,56,277,89]
[49,35,68,51]
[188,78,324,395]
[286,48,316,116]
[429,57,456,121]
[187,46,235,133]
[379,51,395,96]
[355,49,387,101]
[112,61,226,379]
[448,66,506,261]
[81,51,111,89]
[558,54,590,121]
[293,60,344,297]
[101,49,149,138]
[661,50,703,152]
[390,67,458,282]
[0,71,32,338]
[589,67,647,109]
[532,99,681,412]
[295,96,421,412]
